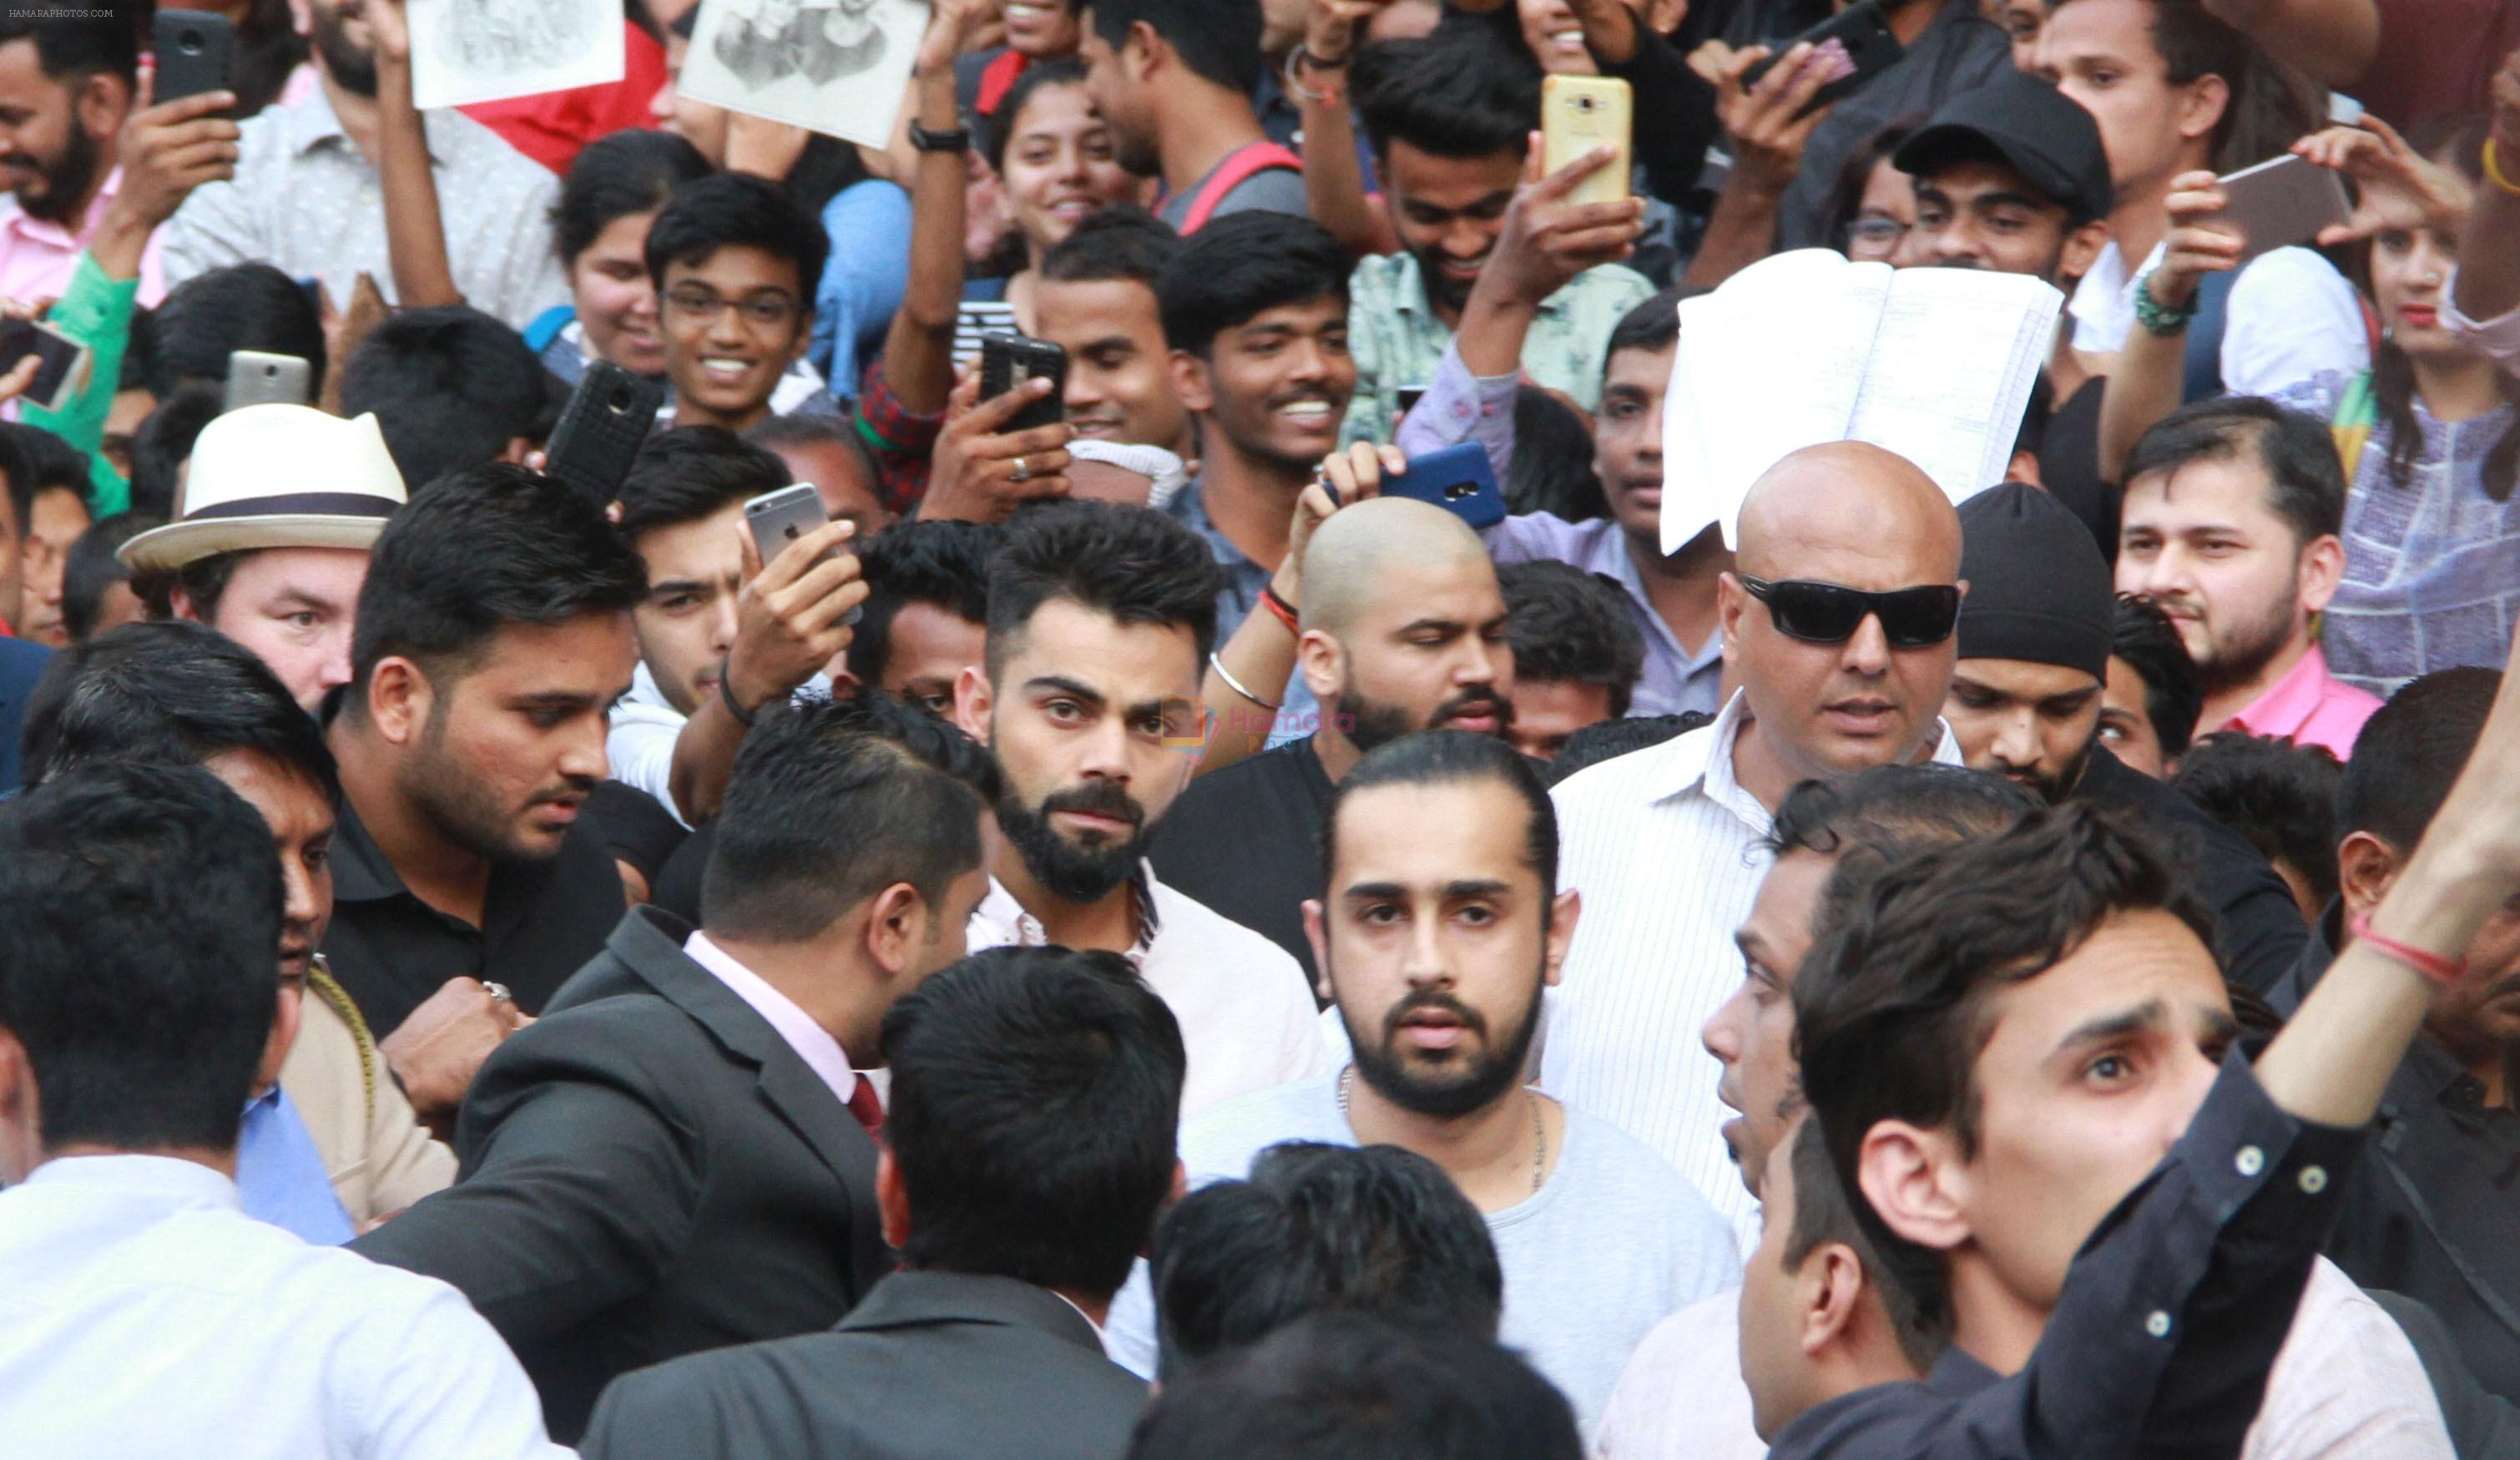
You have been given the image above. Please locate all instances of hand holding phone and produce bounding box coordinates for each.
[1740,0,1901,119]
[1541,76,1634,207]
[152,9,236,111]
[978,332,1069,433]
[0,314,93,415]
[724,486,869,720]
[226,351,311,412]
[2197,153,2353,265]
[543,362,665,508]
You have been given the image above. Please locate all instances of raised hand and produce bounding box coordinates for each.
[918,372,1076,523]
[2141,170,2246,311]
[2293,115,2472,245]
[1715,40,1847,195]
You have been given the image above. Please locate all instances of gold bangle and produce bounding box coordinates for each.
[2485,138,2520,197]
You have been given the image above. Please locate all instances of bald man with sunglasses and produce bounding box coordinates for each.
[1541,442,1972,1243]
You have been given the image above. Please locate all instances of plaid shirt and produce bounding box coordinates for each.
[851,359,947,516]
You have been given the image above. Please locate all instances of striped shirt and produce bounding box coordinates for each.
[1540,690,1963,1245]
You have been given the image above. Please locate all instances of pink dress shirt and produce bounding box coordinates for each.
[0,169,166,307]
[2225,645,2384,760]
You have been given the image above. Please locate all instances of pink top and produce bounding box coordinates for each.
[0,169,166,308]
[681,929,867,1113]
[2225,644,2384,760]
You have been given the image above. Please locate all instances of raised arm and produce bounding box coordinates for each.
[1684,43,1838,289]
[2454,52,2520,331]
[875,0,997,417]
[367,0,463,311]
[1292,0,1397,260]
[2094,171,2242,482]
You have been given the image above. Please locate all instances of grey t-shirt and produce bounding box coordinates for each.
[1155,147,1310,233]
[1101,1071,1743,1440]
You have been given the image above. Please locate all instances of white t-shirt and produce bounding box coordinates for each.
[1103,1071,1742,1442]
[2067,240,2369,395]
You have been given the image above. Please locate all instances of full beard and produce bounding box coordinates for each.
[315,7,381,98]
[995,779,1153,905]
[1342,975,1544,1120]
[1336,683,1515,756]
[12,124,100,228]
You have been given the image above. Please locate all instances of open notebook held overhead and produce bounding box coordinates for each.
[1659,250,2063,554]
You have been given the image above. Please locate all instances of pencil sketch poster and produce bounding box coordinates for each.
[678,0,929,148]
[408,0,624,111]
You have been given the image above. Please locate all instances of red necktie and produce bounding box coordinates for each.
[846,1075,885,1138]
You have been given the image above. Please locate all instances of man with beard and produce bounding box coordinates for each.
[1106,731,1739,1442]
[320,463,646,1042]
[1947,482,2308,1007]
[2117,397,2382,759]
[0,16,170,306]
[1336,26,1652,447]
[1151,497,1514,982]
[1077,0,1306,235]
[956,500,1326,1116]
[159,0,568,328]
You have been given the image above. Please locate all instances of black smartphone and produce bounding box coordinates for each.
[979,331,1069,434]
[1740,0,1903,117]
[154,9,236,110]
[543,361,664,507]
[0,316,92,415]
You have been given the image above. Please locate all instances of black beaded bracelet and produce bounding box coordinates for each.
[720,666,759,729]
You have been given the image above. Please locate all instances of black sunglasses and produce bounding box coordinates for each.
[1738,574,1962,648]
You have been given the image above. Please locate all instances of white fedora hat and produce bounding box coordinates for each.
[119,405,409,573]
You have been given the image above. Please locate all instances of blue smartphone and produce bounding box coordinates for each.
[1388,442,1506,528]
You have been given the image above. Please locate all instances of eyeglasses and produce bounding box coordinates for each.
[664,286,801,330]
[1844,217,1910,253]
[1738,574,1962,648]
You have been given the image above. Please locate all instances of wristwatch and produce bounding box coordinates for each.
[909,122,970,154]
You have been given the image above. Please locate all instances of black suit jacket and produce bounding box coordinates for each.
[349,906,888,1442]
[578,1270,1150,1460]
[0,634,52,791]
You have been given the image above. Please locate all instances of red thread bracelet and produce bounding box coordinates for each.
[2348,912,2470,985]
[1260,585,1299,633]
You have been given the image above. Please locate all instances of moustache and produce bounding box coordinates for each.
[1040,781,1145,830]
[1381,988,1487,1043]
[1432,687,1511,728]
[530,775,598,809]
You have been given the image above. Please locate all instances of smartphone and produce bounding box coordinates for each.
[744,483,863,625]
[225,350,310,412]
[543,361,664,508]
[1396,384,1430,418]
[0,316,89,415]
[1741,0,1905,118]
[153,9,236,110]
[1388,442,1507,529]
[1540,76,1634,207]
[978,331,1069,434]
[2201,154,2353,266]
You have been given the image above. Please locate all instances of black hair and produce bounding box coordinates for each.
[336,305,561,494]
[782,134,876,222]
[1126,1312,1583,1460]
[2139,0,2323,171]
[1352,26,1538,162]
[0,420,90,503]
[1604,285,1692,361]
[1764,763,2041,862]
[1322,729,1558,902]
[1150,1142,1504,1380]
[985,499,1222,677]
[1503,387,1608,522]
[2123,395,2346,546]
[61,510,155,642]
[144,263,326,400]
[1543,712,1707,785]
[0,13,139,88]
[987,56,1093,174]
[349,462,648,698]
[1778,1116,1940,1373]
[1821,114,1924,255]
[1042,204,1183,285]
[1155,211,1351,358]
[126,381,225,521]
[0,421,34,539]
[1794,803,2222,1353]
[2109,594,2200,761]
[881,945,1185,1299]
[644,170,831,301]
[551,128,714,267]
[1088,0,1266,95]
[2335,667,2499,855]
[0,761,282,1153]
[703,693,989,939]
[2367,116,2520,503]
[2170,733,2342,910]
[19,619,337,796]
[742,412,885,506]
[1499,561,1644,719]
[613,425,790,546]
[846,518,1005,687]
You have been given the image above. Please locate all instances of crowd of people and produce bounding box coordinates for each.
[3,0,2520,1454]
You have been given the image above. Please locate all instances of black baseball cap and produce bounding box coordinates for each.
[1894,69,2114,225]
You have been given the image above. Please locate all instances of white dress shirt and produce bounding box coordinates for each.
[1540,691,1964,1245]
[2067,240,2369,395]
[684,929,863,1109]
[968,861,1331,1117]
[0,1154,567,1458]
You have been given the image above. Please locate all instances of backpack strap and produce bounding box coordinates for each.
[523,303,576,355]
[2330,370,2378,482]
[2179,267,2239,403]
[1179,141,1304,235]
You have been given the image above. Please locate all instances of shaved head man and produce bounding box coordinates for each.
[1152,497,1515,982]
[1541,442,1972,1237]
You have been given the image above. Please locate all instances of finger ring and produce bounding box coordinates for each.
[482,982,513,1005]
[1008,456,1033,483]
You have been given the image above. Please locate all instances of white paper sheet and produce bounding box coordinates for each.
[409,0,624,112]
[678,0,931,149]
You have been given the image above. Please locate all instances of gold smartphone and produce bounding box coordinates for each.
[1539,75,1634,207]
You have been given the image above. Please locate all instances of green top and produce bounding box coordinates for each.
[24,250,139,515]
[1338,251,1654,447]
